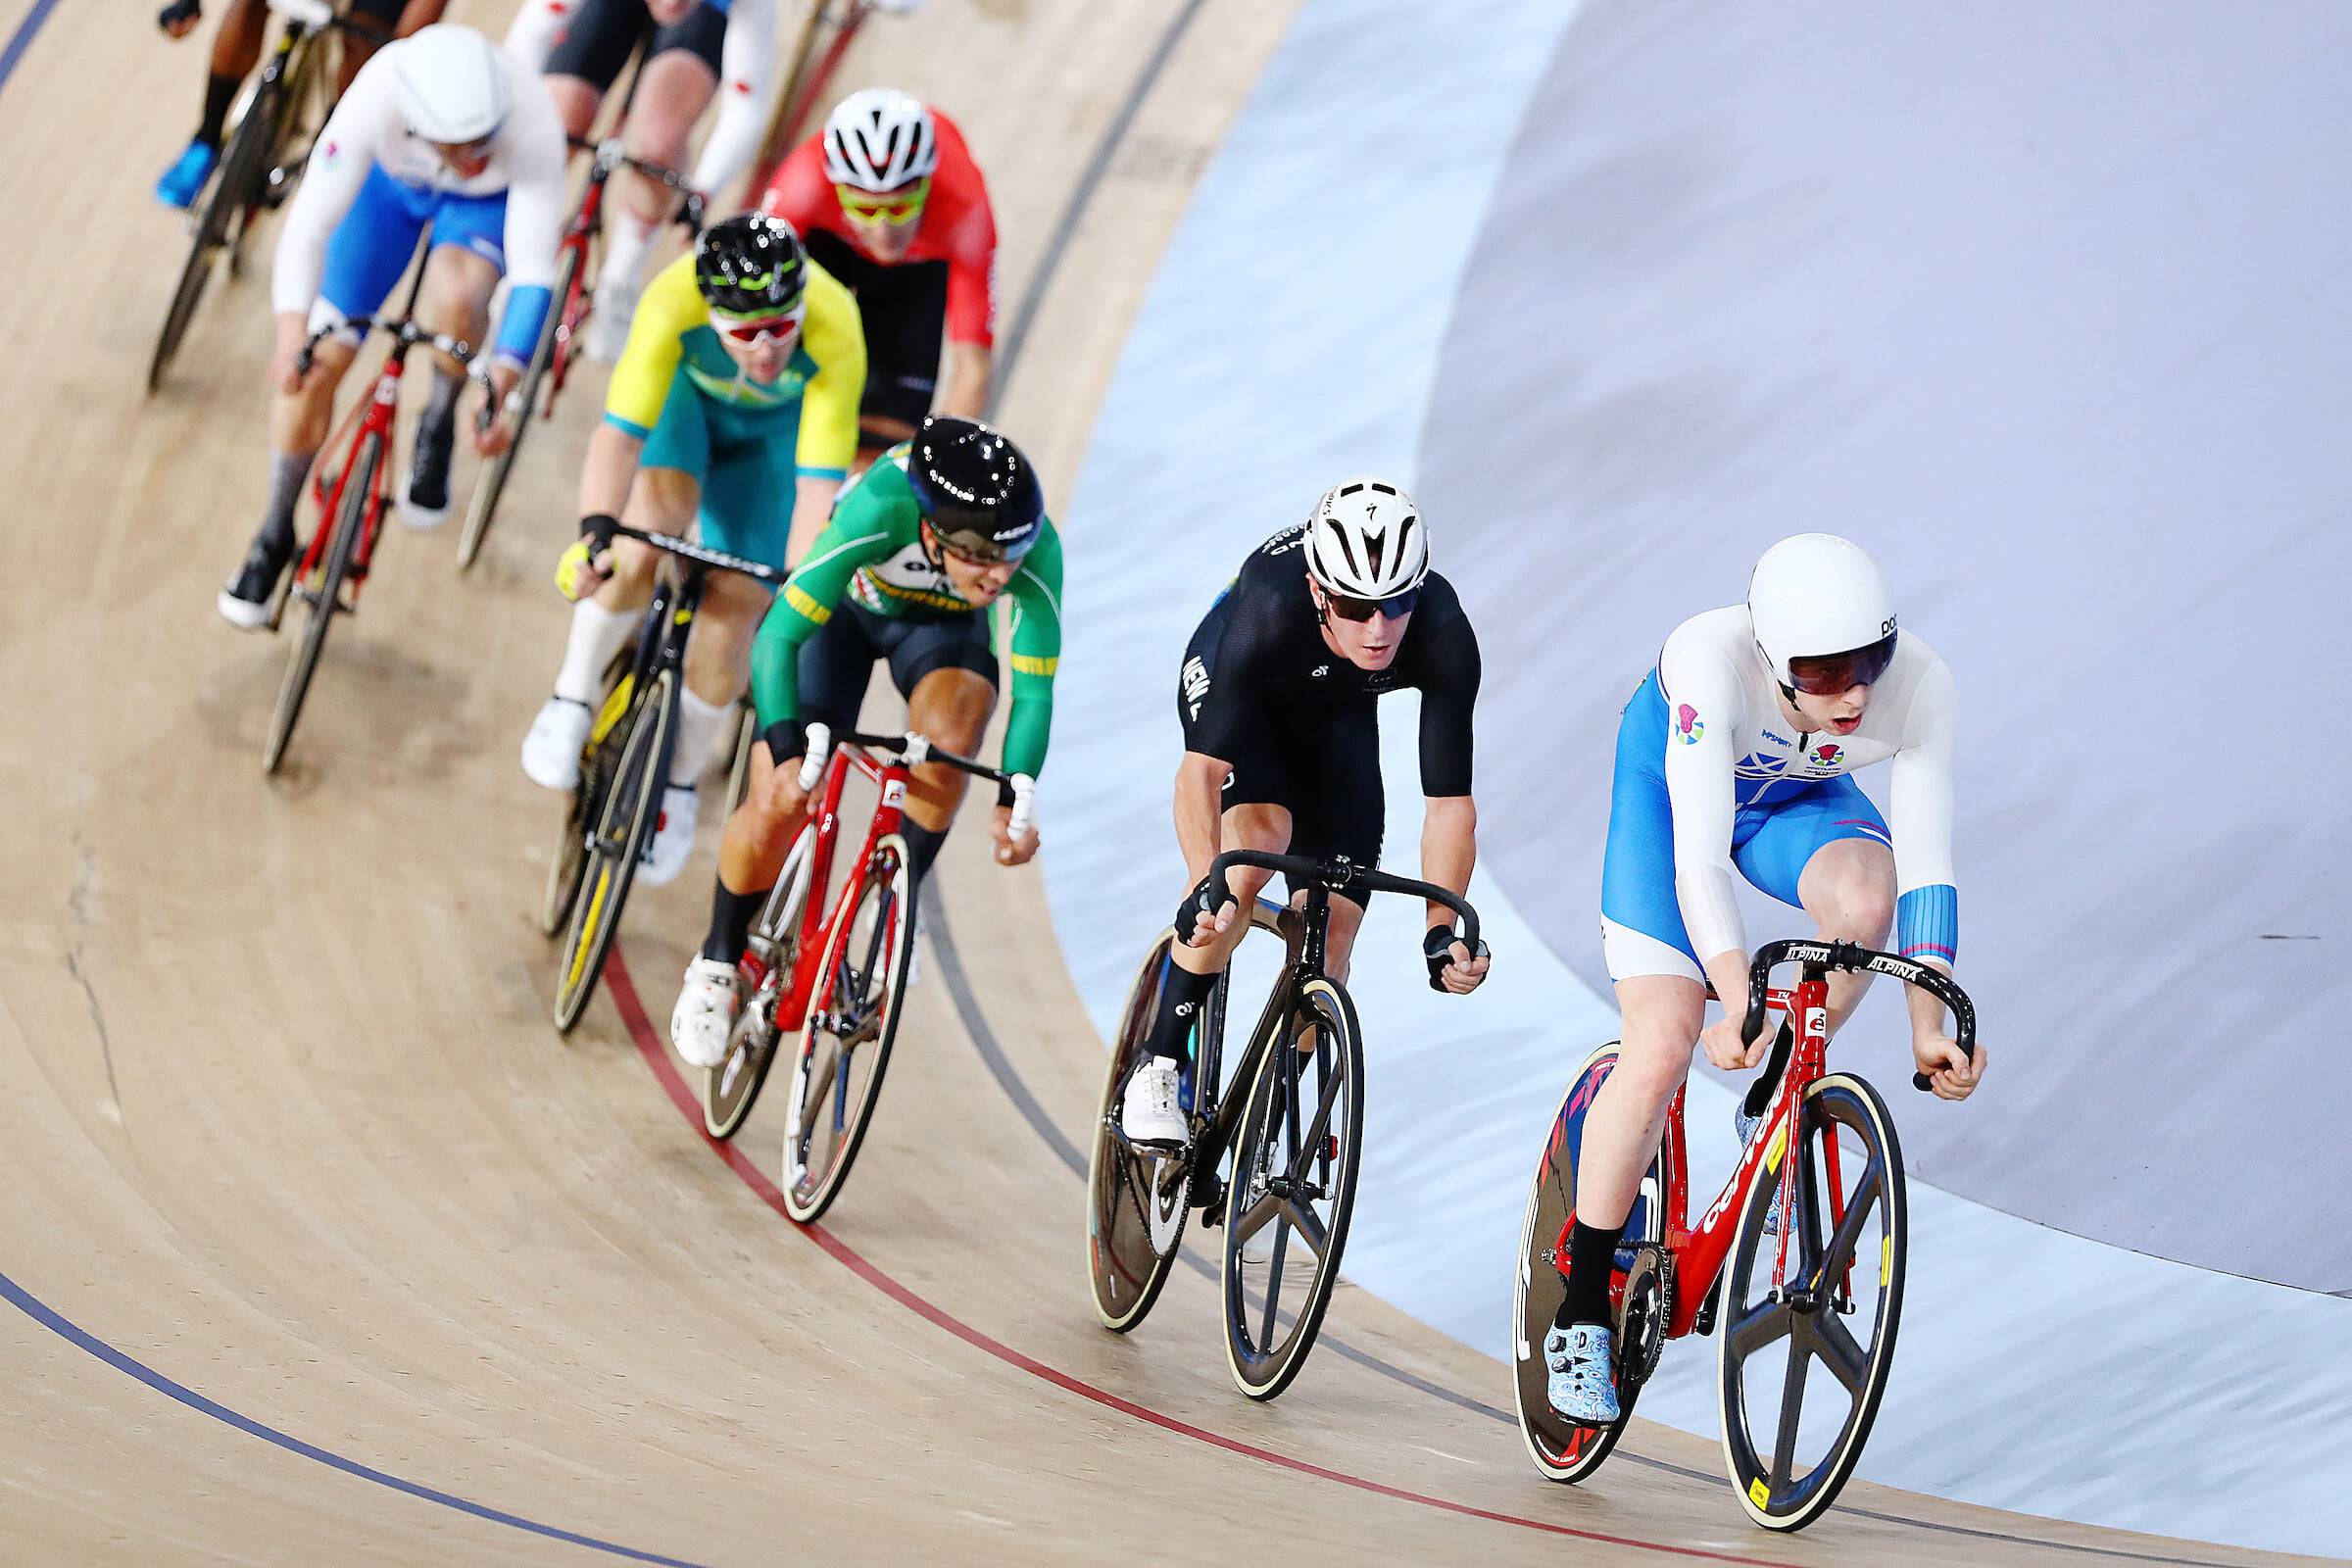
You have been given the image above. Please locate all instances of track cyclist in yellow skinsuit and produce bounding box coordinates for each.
[520,213,864,887]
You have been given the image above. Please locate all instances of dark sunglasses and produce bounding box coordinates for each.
[1786,632,1897,696]
[1323,585,1421,622]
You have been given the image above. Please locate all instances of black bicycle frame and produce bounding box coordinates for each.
[1168,850,1481,1211]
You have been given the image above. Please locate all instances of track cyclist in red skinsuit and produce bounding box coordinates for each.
[760,88,999,466]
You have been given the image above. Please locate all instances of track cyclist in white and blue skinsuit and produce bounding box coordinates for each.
[218,24,567,625]
[1545,533,1986,1427]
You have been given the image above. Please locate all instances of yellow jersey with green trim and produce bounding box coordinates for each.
[601,253,863,479]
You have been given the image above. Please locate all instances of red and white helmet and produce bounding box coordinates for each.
[821,88,938,192]
[1302,477,1429,599]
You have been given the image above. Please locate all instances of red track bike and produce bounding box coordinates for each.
[457,60,702,570]
[703,724,1030,1224]
[261,239,474,772]
[1510,938,1978,1532]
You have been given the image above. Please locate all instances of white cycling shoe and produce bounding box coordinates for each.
[671,956,739,1068]
[1119,1057,1187,1149]
[581,289,639,364]
[1544,1323,1621,1426]
[521,696,593,790]
[639,785,698,887]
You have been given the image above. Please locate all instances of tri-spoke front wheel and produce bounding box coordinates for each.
[1717,1071,1907,1532]
[458,243,580,570]
[1221,977,1363,1400]
[778,839,913,1223]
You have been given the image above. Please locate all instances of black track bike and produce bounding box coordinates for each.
[1087,850,1480,1400]
[542,524,780,1031]
[150,0,365,392]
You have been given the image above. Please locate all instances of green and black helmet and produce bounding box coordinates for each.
[694,213,808,318]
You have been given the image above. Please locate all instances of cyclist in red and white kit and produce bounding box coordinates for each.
[760,89,998,466]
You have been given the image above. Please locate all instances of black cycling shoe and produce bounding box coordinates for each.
[218,528,294,630]
[401,414,456,529]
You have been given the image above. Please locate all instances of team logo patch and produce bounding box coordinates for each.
[1674,704,1704,745]
[1809,741,1843,767]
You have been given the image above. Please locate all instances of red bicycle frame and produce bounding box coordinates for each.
[295,335,410,598]
[737,737,916,1039]
[1554,972,1852,1339]
[542,172,604,414]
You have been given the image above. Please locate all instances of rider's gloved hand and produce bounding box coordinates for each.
[556,514,620,601]
[1424,925,1492,994]
[158,0,202,36]
[1174,873,1237,948]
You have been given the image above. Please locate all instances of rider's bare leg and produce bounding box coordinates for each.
[897,666,997,883]
[1796,836,1897,1031]
[596,51,716,305]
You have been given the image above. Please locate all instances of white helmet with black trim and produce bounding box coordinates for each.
[821,88,939,192]
[388,24,511,146]
[1747,533,1900,694]
[1302,477,1429,599]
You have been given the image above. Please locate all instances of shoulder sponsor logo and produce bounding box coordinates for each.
[1674,704,1704,744]
[1761,729,1792,747]
[1181,655,1210,720]
[1310,664,1330,679]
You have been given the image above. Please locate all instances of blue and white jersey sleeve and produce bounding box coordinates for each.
[489,67,568,366]
[270,51,403,317]
[1888,651,1959,970]
[1657,629,1750,966]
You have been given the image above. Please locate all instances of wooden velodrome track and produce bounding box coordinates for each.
[0,1,2326,1563]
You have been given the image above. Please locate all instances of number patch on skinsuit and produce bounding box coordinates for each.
[881,779,906,808]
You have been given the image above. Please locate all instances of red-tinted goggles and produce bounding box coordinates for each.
[1324,585,1421,622]
[1786,632,1897,695]
[717,311,803,345]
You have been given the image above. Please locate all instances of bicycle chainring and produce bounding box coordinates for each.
[1616,1244,1672,1391]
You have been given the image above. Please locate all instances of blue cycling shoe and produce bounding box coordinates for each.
[156,138,220,210]
[1544,1322,1621,1426]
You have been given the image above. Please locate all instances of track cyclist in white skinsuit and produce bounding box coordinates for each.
[504,0,781,361]
[217,25,567,621]
[1545,533,1987,1427]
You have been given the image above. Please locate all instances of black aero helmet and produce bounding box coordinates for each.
[694,213,807,318]
[908,416,1044,563]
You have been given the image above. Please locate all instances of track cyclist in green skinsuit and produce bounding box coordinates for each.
[668,415,1064,1065]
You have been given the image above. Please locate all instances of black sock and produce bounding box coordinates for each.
[1143,964,1216,1064]
[701,879,770,964]
[1554,1218,1623,1331]
[902,819,947,883]
[259,449,314,550]
[424,367,464,429]
[198,72,240,149]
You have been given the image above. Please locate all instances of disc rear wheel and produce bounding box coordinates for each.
[1511,1043,1666,1483]
[1085,932,1200,1333]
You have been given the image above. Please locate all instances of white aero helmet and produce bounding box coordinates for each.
[1746,533,1899,694]
[1303,477,1430,600]
[389,24,511,146]
[822,88,939,192]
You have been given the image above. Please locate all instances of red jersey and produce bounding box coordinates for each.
[760,110,999,349]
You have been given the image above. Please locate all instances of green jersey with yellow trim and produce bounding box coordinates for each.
[750,445,1065,778]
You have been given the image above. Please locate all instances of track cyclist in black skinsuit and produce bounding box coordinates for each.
[1119,477,1494,1149]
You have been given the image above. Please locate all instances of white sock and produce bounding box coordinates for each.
[553,599,635,704]
[669,687,735,788]
[503,0,567,72]
[596,214,658,309]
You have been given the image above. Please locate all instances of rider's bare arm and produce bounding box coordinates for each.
[1172,751,1232,890]
[576,420,646,519]
[939,341,992,420]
